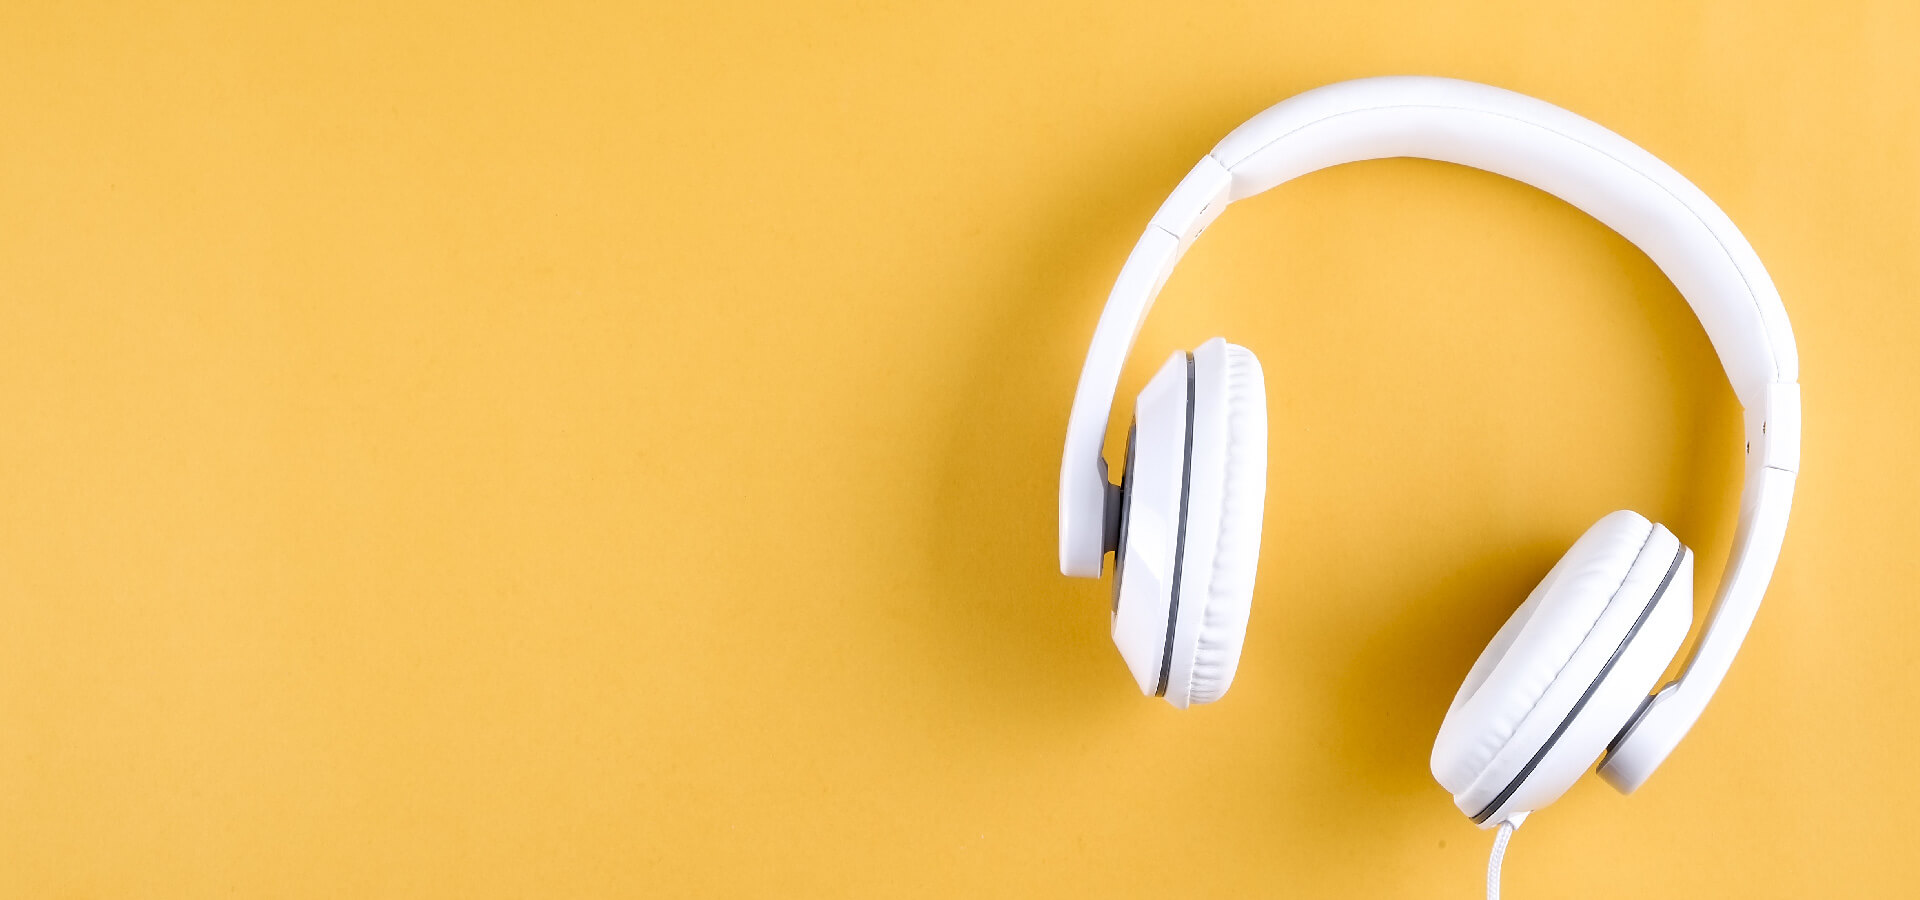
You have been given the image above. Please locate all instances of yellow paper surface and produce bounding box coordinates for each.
[1,2,1915,896]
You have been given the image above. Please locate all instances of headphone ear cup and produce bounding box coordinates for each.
[1108,340,1267,708]
[1430,511,1694,826]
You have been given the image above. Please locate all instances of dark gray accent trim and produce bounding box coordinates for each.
[1101,480,1123,555]
[1153,354,1197,698]
[1109,421,1137,615]
[1472,541,1687,824]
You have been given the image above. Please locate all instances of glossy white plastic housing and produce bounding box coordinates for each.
[1110,352,1192,696]
[1600,454,1797,792]
[1059,76,1801,793]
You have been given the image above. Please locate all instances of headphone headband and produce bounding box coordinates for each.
[1059,76,1799,791]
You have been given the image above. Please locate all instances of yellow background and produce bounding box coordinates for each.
[1,1,1915,896]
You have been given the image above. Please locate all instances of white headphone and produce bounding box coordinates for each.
[1058,77,1800,828]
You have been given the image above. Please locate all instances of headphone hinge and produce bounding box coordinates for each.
[1148,155,1233,256]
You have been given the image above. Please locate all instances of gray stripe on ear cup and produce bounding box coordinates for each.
[1110,421,1137,616]
[1471,542,1688,823]
[1153,353,1197,698]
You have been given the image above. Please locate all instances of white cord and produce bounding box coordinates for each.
[1485,812,1527,900]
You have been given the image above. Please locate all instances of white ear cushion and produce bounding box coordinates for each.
[1431,511,1667,794]
[1185,342,1266,705]
[1464,544,1692,824]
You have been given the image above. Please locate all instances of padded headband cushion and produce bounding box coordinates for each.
[1183,342,1266,705]
[1430,511,1659,793]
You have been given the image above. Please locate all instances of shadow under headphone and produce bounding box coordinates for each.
[1058,77,1800,829]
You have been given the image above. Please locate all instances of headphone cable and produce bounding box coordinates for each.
[1486,812,1527,900]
